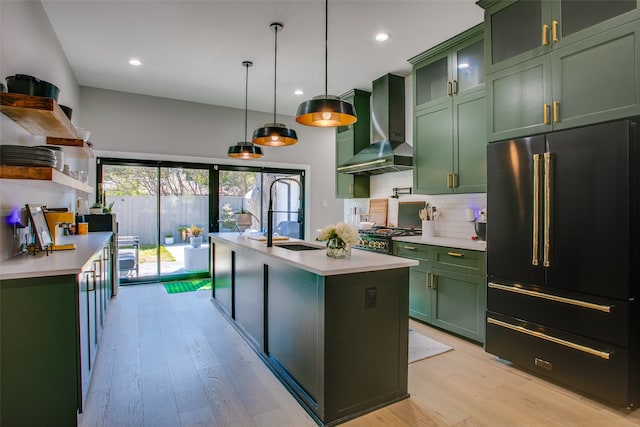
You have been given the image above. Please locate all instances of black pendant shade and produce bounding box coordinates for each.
[295,0,357,128]
[252,122,298,146]
[228,60,263,159]
[227,142,264,159]
[295,95,357,127]
[253,23,298,146]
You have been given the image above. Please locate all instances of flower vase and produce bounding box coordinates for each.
[326,238,351,258]
[190,236,202,248]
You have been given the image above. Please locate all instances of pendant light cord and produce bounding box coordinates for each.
[244,62,249,141]
[324,0,328,97]
[273,25,278,123]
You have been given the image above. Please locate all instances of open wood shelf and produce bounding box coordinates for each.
[46,137,94,159]
[0,165,93,193]
[1,93,79,139]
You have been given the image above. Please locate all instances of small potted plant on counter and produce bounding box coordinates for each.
[164,233,174,245]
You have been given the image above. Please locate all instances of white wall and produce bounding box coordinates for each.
[78,87,344,239]
[0,0,81,259]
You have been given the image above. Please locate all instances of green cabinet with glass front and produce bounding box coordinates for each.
[394,241,486,343]
[481,0,640,141]
[409,24,486,195]
[336,89,370,198]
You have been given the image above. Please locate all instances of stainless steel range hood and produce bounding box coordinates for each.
[337,74,412,175]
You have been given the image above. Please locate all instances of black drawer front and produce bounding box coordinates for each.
[487,281,630,347]
[485,312,634,407]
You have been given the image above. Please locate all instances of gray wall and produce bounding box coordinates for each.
[0,1,344,260]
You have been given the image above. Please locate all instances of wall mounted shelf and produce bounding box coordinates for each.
[46,137,94,159]
[0,165,93,193]
[1,93,79,139]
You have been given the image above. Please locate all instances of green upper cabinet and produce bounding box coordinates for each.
[411,24,485,110]
[482,0,640,141]
[409,24,487,195]
[335,89,370,198]
[482,0,638,72]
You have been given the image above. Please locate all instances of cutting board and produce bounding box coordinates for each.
[368,199,388,227]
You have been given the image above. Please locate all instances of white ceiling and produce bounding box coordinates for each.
[41,0,484,116]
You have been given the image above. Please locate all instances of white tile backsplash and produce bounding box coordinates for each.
[343,169,486,240]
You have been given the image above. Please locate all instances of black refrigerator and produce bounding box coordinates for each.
[485,119,639,408]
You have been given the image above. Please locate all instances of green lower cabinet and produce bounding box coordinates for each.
[396,242,486,343]
[409,266,431,322]
[430,268,486,343]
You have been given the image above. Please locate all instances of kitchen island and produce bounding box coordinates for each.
[209,233,418,426]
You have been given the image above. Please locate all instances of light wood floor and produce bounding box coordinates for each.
[79,284,640,427]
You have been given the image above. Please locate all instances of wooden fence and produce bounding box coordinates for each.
[106,195,247,246]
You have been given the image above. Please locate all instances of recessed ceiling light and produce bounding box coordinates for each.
[294,89,304,96]
[129,58,142,66]
[375,32,390,42]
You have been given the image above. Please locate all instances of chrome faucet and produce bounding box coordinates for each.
[267,177,303,247]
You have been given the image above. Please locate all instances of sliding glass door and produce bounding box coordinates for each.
[98,159,304,285]
[99,160,211,284]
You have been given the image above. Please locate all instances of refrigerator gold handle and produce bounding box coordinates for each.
[532,154,541,266]
[544,152,552,267]
[552,20,559,43]
[488,282,613,313]
[487,317,612,360]
[542,24,549,46]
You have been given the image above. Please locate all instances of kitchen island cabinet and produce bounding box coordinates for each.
[0,232,114,426]
[209,233,417,426]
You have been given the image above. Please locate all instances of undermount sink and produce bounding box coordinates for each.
[274,242,324,251]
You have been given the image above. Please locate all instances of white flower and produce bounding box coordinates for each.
[316,222,359,246]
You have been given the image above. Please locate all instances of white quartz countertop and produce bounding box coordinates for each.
[210,233,418,276]
[0,232,113,280]
[393,235,486,252]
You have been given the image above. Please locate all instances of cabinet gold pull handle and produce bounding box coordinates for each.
[446,173,452,188]
[553,101,560,122]
[552,20,559,42]
[426,273,431,289]
[431,274,437,290]
[447,251,463,257]
[543,104,550,124]
[452,80,458,95]
[532,154,541,266]
[542,24,549,46]
[447,80,453,96]
[403,246,416,250]
[543,152,552,267]
[487,317,611,360]
[488,282,613,313]
[452,173,458,188]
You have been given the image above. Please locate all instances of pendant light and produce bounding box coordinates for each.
[252,23,298,146]
[295,0,357,127]
[228,61,264,159]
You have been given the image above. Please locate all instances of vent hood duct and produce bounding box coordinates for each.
[337,73,412,175]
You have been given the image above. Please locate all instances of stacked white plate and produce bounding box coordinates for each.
[0,145,57,168]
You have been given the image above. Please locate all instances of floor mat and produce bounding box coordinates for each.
[408,329,453,363]
[163,279,212,294]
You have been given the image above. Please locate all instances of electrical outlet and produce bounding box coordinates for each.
[365,287,377,309]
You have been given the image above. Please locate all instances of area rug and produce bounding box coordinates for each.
[408,329,453,363]
[163,279,212,294]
